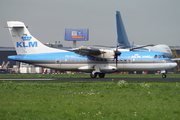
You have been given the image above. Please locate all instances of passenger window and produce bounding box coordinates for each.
[158,55,161,58]
[154,55,157,58]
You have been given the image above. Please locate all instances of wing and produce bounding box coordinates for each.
[130,44,154,51]
[71,46,116,60]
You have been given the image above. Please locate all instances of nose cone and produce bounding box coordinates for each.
[170,62,177,68]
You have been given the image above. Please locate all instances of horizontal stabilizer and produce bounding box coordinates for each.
[12,25,24,28]
[7,21,25,28]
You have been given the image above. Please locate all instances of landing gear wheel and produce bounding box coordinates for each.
[99,73,105,78]
[90,73,97,78]
[162,74,166,78]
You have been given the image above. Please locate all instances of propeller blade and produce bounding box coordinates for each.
[114,46,121,67]
[116,56,118,67]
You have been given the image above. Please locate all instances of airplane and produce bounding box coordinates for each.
[116,11,173,59]
[6,21,177,78]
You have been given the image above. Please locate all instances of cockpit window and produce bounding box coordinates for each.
[154,55,167,59]
[158,55,161,58]
[162,55,167,58]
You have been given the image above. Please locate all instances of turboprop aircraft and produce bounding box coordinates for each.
[7,21,177,78]
[116,11,173,59]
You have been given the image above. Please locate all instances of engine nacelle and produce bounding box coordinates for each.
[94,49,115,60]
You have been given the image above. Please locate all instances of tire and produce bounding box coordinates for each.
[99,73,105,78]
[162,74,166,78]
[90,73,97,78]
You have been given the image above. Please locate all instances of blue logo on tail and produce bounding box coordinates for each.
[21,35,32,41]
[16,35,37,48]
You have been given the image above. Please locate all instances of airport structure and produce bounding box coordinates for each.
[170,46,180,73]
[0,45,180,74]
[170,46,180,54]
[0,47,16,68]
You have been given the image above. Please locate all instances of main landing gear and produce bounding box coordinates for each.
[90,73,105,78]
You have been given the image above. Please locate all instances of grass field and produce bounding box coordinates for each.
[0,73,180,78]
[0,80,180,120]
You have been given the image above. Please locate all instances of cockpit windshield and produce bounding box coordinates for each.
[154,54,167,58]
[162,55,167,58]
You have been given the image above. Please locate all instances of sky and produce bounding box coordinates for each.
[1,0,180,48]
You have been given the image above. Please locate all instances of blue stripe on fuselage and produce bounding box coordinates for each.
[8,51,168,61]
[8,52,85,61]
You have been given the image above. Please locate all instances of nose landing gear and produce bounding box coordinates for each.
[162,74,167,78]
[161,70,167,78]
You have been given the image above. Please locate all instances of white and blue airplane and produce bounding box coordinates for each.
[116,11,173,59]
[7,21,177,78]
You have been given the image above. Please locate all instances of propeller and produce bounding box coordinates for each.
[114,46,121,67]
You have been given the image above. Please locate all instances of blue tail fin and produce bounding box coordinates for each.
[116,11,130,48]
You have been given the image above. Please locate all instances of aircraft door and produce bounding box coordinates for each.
[55,58,61,68]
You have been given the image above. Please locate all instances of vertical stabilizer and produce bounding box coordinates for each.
[7,21,66,55]
[116,11,130,48]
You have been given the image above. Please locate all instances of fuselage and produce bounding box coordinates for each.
[8,51,177,73]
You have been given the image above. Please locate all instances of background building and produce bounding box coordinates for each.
[170,46,180,73]
[0,47,16,68]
